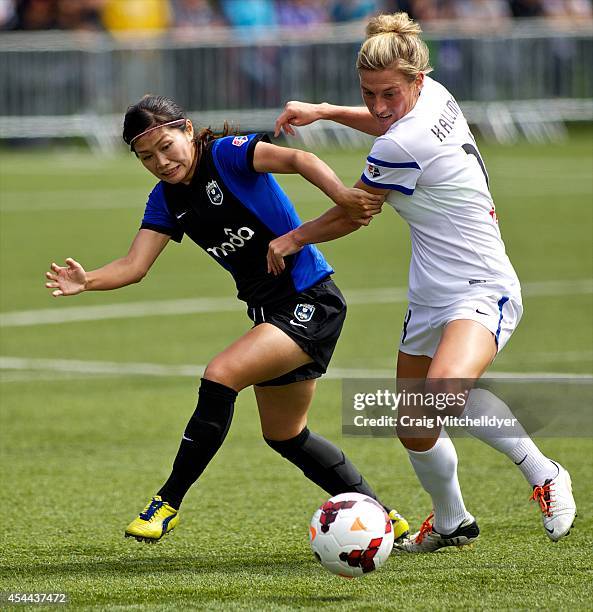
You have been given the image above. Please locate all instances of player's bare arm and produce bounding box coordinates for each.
[267,179,389,275]
[352,178,390,198]
[253,141,384,222]
[45,229,169,296]
[274,101,384,137]
[267,206,359,276]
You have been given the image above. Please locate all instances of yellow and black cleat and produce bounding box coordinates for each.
[125,496,179,543]
[388,509,410,542]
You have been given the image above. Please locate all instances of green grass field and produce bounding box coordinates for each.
[1,132,592,610]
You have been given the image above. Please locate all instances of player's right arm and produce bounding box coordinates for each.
[267,206,359,276]
[274,101,384,137]
[267,178,390,275]
[45,229,170,297]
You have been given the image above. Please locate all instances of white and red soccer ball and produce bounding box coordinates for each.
[309,492,394,578]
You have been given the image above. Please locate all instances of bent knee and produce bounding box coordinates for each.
[397,433,439,452]
[203,360,241,390]
[261,420,308,442]
[427,365,473,380]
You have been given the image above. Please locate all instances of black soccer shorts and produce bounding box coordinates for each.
[247,278,346,386]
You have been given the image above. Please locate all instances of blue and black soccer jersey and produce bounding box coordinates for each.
[141,133,333,307]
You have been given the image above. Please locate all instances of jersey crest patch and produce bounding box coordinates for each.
[232,135,249,147]
[368,163,381,178]
[206,180,223,205]
[294,303,315,322]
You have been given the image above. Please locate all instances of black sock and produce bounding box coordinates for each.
[264,427,389,512]
[158,378,237,509]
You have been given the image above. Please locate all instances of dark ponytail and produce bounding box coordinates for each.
[194,122,235,158]
[123,94,236,154]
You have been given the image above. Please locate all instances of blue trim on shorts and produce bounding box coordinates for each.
[495,296,510,345]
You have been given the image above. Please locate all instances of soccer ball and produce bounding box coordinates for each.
[309,492,394,578]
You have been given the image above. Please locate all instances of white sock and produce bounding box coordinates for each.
[407,433,471,535]
[463,389,558,486]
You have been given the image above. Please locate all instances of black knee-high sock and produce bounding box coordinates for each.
[158,378,237,509]
[264,427,389,511]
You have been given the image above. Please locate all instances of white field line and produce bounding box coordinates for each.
[1,278,592,329]
[0,357,591,382]
[0,357,203,377]
[516,350,593,363]
[0,371,114,383]
[0,189,144,212]
[0,296,241,327]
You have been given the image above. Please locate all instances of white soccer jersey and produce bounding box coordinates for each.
[361,76,521,307]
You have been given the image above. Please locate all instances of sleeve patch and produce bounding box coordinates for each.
[362,140,422,196]
[213,133,269,176]
[232,135,249,147]
[367,162,382,178]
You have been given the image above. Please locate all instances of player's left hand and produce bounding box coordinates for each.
[334,187,384,224]
[267,232,303,276]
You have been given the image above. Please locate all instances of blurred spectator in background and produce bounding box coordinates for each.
[4,0,591,32]
[276,0,330,28]
[330,0,382,22]
[509,0,545,16]
[389,0,441,21]
[436,0,457,17]
[509,0,593,19]
[220,0,276,28]
[274,1,331,114]
[219,0,278,106]
[10,0,105,30]
[12,0,56,29]
[102,0,171,36]
[541,0,592,16]
[0,0,17,29]
[447,0,512,20]
[56,0,105,30]
[171,0,226,28]
[389,0,517,21]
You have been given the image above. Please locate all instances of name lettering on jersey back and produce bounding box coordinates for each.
[431,98,461,143]
[206,227,255,258]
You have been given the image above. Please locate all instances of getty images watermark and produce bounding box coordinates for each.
[342,378,593,437]
[351,387,517,430]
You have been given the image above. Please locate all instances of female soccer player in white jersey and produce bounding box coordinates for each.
[270,12,577,551]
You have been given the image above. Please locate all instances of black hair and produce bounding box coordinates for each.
[123,95,186,151]
[123,94,234,155]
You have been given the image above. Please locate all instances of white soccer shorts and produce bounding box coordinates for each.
[399,294,523,358]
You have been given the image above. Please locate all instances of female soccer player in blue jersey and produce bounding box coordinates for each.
[44,95,409,543]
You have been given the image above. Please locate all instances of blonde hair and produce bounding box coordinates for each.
[357,12,433,81]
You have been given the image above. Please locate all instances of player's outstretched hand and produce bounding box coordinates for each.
[274,101,323,137]
[334,187,384,226]
[267,233,303,276]
[45,258,87,297]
